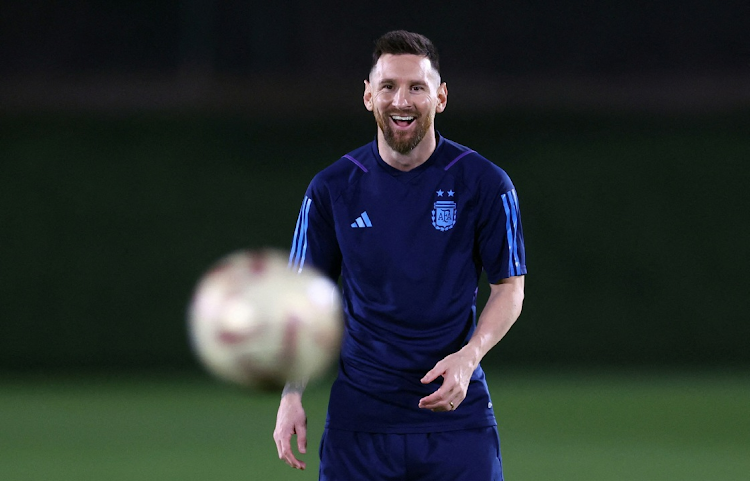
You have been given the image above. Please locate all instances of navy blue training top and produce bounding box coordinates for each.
[289,135,527,433]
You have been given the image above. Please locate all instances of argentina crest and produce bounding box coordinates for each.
[432,200,457,231]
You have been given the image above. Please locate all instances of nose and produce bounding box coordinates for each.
[392,87,410,108]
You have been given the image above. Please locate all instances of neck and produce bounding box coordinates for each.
[377,129,437,172]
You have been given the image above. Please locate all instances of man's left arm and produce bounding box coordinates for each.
[418,275,525,411]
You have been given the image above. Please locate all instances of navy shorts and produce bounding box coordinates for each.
[319,426,503,481]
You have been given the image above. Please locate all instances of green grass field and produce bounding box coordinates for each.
[2,369,748,480]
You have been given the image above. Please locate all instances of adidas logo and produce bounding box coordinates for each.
[350,211,373,228]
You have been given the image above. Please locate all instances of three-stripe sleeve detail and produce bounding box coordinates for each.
[501,189,521,276]
[289,196,312,273]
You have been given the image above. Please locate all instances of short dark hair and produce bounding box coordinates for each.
[371,30,440,76]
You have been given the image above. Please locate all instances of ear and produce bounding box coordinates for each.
[363,80,374,111]
[435,82,448,114]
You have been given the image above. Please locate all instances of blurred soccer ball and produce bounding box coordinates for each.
[188,249,342,389]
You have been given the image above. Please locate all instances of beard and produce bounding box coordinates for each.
[374,109,433,155]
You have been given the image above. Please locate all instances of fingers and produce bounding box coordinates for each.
[274,427,307,470]
[418,379,463,411]
[420,365,441,384]
[284,451,306,470]
[273,398,308,470]
[418,390,461,411]
[419,358,464,411]
[297,428,307,454]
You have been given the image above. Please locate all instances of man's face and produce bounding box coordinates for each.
[364,54,447,155]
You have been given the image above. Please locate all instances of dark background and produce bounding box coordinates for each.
[2,2,748,372]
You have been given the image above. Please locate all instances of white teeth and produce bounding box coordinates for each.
[391,115,414,121]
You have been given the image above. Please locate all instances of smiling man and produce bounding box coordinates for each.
[365,50,446,166]
[274,30,527,481]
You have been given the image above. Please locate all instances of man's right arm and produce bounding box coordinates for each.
[275,189,341,469]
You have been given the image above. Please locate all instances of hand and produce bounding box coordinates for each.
[273,392,308,470]
[418,347,477,412]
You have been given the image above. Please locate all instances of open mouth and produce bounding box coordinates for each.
[390,115,416,128]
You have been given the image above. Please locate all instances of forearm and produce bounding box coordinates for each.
[463,276,525,367]
[282,378,308,398]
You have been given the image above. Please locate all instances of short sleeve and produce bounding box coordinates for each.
[476,174,527,283]
[288,178,342,281]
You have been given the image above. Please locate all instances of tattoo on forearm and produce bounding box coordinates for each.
[282,379,308,397]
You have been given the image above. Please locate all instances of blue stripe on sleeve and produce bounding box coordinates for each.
[297,198,312,273]
[289,196,312,272]
[508,189,521,275]
[501,190,520,277]
[500,193,514,276]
